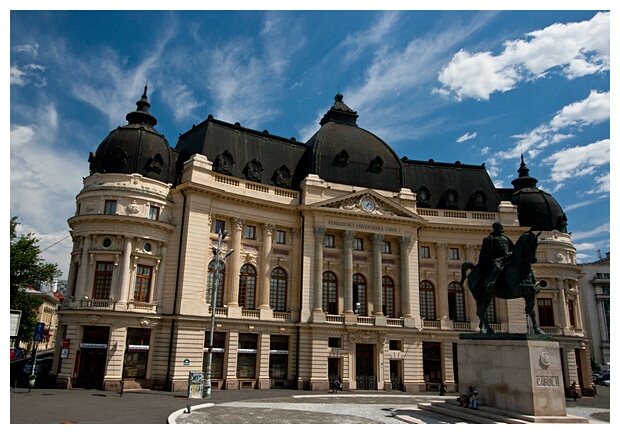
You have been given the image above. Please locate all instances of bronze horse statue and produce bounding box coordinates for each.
[460,230,547,334]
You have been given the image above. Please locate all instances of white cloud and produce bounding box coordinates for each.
[549,90,610,130]
[13,43,40,57]
[456,132,476,143]
[543,139,610,183]
[438,12,609,100]
[569,222,610,242]
[501,90,609,160]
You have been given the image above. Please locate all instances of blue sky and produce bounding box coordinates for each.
[8,4,613,280]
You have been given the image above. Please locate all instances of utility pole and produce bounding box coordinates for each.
[203,230,233,399]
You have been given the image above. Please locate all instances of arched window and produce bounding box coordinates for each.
[206,260,225,307]
[419,280,436,320]
[239,264,257,309]
[322,271,338,314]
[353,273,367,316]
[448,281,466,322]
[382,276,395,317]
[270,267,288,312]
[485,298,497,324]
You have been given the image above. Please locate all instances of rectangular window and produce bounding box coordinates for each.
[389,340,402,351]
[237,333,258,378]
[382,241,391,253]
[269,335,289,379]
[324,234,335,248]
[148,206,160,221]
[203,332,226,379]
[123,328,151,379]
[449,247,459,260]
[104,200,117,215]
[134,265,152,302]
[245,225,256,240]
[354,238,364,251]
[214,219,226,234]
[93,261,114,299]
[328,337,342,348]
[420,246,430,258]
[537,298,555,327]
[275,230,286,244]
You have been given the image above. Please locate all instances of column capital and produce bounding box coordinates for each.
[436,243,448,254]
[233,218,245,230]
[314,226,326,238]
[341,230,356,240]
[262,223,275,235]
[397,236,411,248]
[370,233,384,243]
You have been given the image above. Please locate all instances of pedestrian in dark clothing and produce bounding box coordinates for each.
[570,382,578,401]
[439,383,447,396]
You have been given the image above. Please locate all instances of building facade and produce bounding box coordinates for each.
[53,89,593,395]
[579,253,611,372]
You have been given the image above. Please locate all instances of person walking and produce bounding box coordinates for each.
[570,382,579,401]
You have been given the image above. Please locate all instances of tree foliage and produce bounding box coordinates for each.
[10,216,62,344]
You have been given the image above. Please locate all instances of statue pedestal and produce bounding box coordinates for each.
[457,334,566,417]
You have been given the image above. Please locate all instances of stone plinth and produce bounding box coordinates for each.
[458,334,566,417]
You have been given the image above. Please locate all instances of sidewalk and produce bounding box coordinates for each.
[9,385,610,424]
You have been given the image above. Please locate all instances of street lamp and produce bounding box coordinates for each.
[204,229,233,399]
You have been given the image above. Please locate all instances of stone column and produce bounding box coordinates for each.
[74,235,92,300]
[259,224,274,319]
[465,244,478,330]
[342,230,355,315]
[118,237,133,305]
[290,228,302,321]
[398,236,412,317]
[154,245,167,305]
[557,279,570,333]
[226,218,244,310]
[342,231,357,325]
[436,243,450,326]
[313,226,326,316]
[371,233,384,316]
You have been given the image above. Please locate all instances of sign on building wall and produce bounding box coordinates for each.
[10,310,22,337]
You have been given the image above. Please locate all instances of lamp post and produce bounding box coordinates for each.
[204,229,233,399]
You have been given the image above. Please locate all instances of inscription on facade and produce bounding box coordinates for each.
[327,220,402,234]
[536,376,560,387]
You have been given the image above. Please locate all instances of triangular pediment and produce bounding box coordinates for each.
[310,189,423,221]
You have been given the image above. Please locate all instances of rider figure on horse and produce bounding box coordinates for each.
[479,222,514,295]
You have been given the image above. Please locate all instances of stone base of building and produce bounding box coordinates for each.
[457,333,567,417]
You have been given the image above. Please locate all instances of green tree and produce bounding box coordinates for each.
[10,216,62,345]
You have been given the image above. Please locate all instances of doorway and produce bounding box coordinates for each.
[356,344,375,390]
[76,326,109,389]
[390,360,403,391]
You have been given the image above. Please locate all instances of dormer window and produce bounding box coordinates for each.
[332,149,349,168]
[368,156,384,174]
[243,157,263,182]
[416,185,432,208]
[213,149,235,175]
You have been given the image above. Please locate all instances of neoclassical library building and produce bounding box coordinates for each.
[53,88,592,396]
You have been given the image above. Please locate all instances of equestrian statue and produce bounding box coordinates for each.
[460,222,547,334]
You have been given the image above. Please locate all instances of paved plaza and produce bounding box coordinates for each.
[9,385,610,424]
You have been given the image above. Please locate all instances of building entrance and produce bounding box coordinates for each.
[390,360,404,391]
[355,343,375,390]
[76,326,109,389]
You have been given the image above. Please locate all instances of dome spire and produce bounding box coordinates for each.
[126,84,158,127]
[319,93,359,126]
[511,154,538,190]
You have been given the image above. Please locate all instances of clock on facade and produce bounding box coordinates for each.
[361,197,375,211]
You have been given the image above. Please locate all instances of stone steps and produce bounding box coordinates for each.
[417,400,589,424]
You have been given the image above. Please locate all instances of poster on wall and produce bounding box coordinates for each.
[188,371,204,399]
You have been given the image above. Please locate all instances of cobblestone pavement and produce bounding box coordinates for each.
[10,385,609,424]
[172,388,611,424]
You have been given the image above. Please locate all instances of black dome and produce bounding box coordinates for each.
[304,94,403,192]
[510,156,568,232]
[88,87,175,184]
